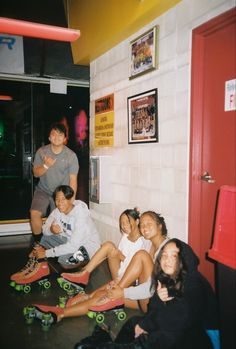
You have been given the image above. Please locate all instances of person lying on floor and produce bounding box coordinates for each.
[75,238,220,349]
[10,185,101,285]
[25,211,169,320]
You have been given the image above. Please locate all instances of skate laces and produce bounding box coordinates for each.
[23,259,39,276]
[18,257,36,273]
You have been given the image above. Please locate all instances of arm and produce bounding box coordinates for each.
[69,173,77,200]
[33,150,56,178]
[42,209,62,236]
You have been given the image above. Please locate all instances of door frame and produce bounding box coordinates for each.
[188,8,236,259]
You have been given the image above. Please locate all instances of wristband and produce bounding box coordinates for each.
[43,164,49,170]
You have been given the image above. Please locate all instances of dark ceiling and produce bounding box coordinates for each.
[0,0,89,82]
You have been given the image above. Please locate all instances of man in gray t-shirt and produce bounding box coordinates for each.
[30,122,79,242]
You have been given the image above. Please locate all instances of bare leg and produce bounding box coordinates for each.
[30,210,43,235]
[61,289,107,319]
[119,250,154,313]
[75,241,119,275]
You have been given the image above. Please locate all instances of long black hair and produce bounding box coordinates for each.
[151,238,188,297]
[119,207,140,234]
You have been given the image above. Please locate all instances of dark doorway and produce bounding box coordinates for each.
[0,79,89,222]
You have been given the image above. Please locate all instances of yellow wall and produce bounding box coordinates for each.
[69,0,181,65]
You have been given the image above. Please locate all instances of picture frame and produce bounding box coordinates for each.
[127,88,158,144]
[129,26,158,79]
[89,157,99,203]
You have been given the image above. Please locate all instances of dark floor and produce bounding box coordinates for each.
[0,235,142,349]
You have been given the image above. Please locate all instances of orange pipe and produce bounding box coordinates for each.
[0,17,80,42]
[0,95,13,101]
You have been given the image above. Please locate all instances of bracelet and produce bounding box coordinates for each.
[43,164,49,170]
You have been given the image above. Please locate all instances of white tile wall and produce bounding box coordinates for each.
[89,0,235,245]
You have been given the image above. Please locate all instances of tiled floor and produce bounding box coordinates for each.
[0,235,141,349]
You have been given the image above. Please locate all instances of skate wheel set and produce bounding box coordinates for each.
[57,277,85,295]
[10,278,51,293]
[23,306,54,331]
[87,308,126,324]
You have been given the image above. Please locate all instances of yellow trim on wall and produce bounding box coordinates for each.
[69,0,181,65]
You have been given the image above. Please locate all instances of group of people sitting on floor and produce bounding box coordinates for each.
[10,185,220,349]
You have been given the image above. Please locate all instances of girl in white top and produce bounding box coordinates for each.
[59,208,151,306]
[94,211,169,313]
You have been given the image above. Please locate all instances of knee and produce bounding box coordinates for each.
[30,210,42,220]
[102,241,116,251]
[133,250,151,261]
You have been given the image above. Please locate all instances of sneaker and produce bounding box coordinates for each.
[61,270,90,286]
[66,292,90,307]
[89,297,124,312]
[17,261,50,284]
[10,257,36,281]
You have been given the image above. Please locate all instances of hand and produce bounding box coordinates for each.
[50,222,62,234]
[134,324,148,338]
[43,155,56,169]
[107,284,124,300]
[157,280,174,302]
[33,245,46,259]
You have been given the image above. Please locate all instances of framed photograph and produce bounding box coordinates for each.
[89,157,99,203]
[128,88,158,144]
[129,26,158,79]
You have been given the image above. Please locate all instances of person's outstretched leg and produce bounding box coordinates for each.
[61,241,119,283]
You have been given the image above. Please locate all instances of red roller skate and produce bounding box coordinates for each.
[10,257,37,287]
[14,260,51,293]
[88,296,126,324]
[23,304,64,330]
[57,270,90,295]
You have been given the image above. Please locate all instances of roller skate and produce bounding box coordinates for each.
[23,304,63,331]
[13,260,51,293]
[88,297,126,324]
[10,257,37,287]
[57,270,89,295]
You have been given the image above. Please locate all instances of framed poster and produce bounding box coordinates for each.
[127,88,158,144]
[89,156,112,203]
[90,157,99,203]
[129,26,158,79]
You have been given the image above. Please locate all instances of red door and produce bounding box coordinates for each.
[189,8,236,287]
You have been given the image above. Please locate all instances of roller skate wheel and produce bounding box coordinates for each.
[23,285,31,293]
[117,311,126,321]
[41,313,52,331]
[10,281,16,287]
[96,313,105,324]
[43,280,51,289]
[59,296,67,308]
[63,282,71,291]
[23,306,36,324]
[15,284,22,291]
[87,311,95,319]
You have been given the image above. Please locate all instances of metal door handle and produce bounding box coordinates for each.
[200,171,215,183]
